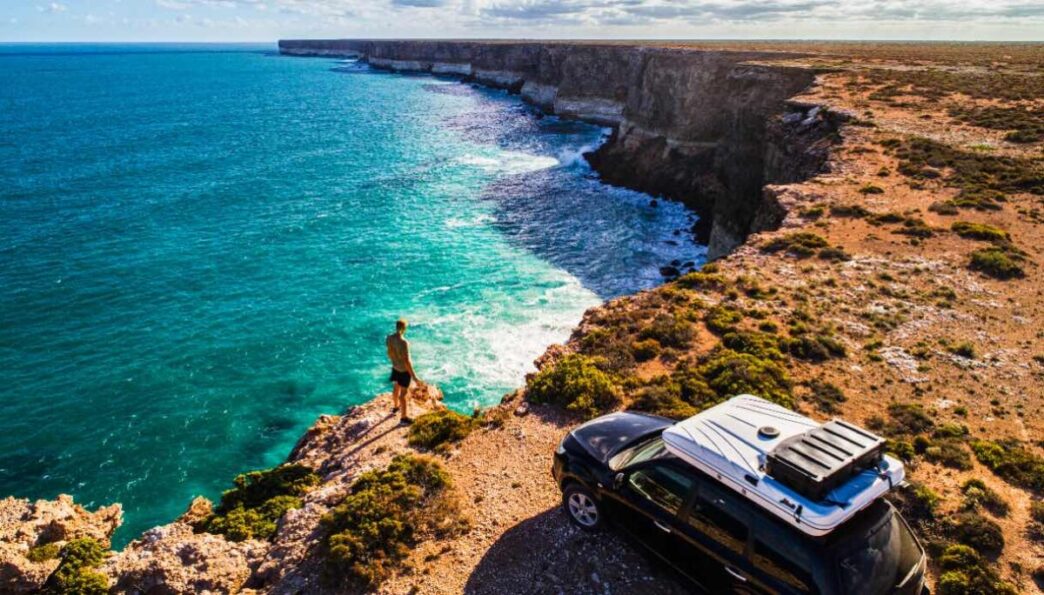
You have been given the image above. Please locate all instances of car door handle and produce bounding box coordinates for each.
[653,520,672,534]
[724,566,748,582]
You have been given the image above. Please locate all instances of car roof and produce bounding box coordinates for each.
[661,395,904,537]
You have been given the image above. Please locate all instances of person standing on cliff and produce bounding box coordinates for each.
[386,318,422,425]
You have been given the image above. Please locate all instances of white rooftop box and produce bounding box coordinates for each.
[662,395,904,537]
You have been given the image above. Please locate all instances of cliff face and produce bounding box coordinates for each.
[278,40,833,257]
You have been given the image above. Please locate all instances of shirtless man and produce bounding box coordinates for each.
[386,318,421,425]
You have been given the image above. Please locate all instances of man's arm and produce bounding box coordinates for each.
[404,341,421,383]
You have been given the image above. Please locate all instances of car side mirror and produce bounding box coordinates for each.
[613,472,625,490]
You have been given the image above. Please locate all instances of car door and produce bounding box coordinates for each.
[602,460,698,564]
[671,480,758,593]
[746,516,820,595]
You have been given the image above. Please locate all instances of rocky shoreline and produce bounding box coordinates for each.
[279,40,840,257]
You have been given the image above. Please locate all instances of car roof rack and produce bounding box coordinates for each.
[662,395,903,537]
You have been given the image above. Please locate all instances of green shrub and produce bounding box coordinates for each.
[960,479,1009,516]
[971,439,1044,491]
[949,513,1004,556]
[577,328,636,372]
[675,271,728,290]
[817,246,852,262]
[969,246,1026,279]
[671,363,721,410]
[721,331,786,361]
[887,439,916,462]
[629,384,699,420]
[1032,500,1044,524]
[804,379,846,413]
[196,464,319,541]
[631,339,661,362]
[951,221,1011,243]
[43,538,109,595]
[859,183,885,194]
[785,334,847,361]
[948,342,977,358]
[830,204,871,218]
[886,403,935,435]
[891,481,939,522]
[638,313,695,349]
[937,544,1018,595]
[704,305,743,334]
[27,542,61,563]
[526,354,621,419]
[894,218,935,238]
[408,410,475,452]
[761,232,830,258]
[934,423,969,439]
[698,349,793,408]
[321,455,466,589]
[924,440,973,470]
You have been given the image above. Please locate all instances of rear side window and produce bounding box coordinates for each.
[628,465,695,514]
[687,495,748,555]
[754,540,815,593]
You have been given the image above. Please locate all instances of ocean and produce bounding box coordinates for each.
[0,43,705,545]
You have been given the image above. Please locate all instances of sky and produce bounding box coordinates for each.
[1,0,1043,42]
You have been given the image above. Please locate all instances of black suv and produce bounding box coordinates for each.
[552,412,928,595]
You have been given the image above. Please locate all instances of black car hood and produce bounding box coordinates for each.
[570,411,673,463]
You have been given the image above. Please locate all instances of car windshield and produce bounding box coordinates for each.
[608,436,668,471]
[836,505,921,594]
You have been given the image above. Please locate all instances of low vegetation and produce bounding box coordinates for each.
[761,232,849,261]
[949,513,1005,556]
[882,136,1044,211]
[320,454,466,589]
[968,246,1026,280]
[864,68,1044,102]
[407,410,476,452]
[526,354,621,419]
[951,221,1011,243]
[959,479,1009,516]
[947,104,1044,144]
[27,542,61,563]
[936,544,1017,595]
[195,464,320,541]
[971,439,1044,492]
[43,538,109,595]
[802,379,846,414]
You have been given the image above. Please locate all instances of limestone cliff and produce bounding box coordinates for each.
[278,40,836,257]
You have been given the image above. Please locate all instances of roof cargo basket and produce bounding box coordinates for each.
[765,420,886,501]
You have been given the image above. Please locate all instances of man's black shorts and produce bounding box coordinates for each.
[390,368,411,388]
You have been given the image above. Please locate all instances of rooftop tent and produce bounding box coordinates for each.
[662,395,904,537]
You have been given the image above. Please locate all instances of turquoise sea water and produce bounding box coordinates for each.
[0,43,705,545]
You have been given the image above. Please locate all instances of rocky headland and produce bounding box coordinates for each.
[3,40,1042,594]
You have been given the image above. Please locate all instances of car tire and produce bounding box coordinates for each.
[563,483,603,530]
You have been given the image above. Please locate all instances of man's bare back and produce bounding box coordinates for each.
[386,319,420,424]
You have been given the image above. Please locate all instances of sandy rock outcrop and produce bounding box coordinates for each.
[105,499,266,595]
[0,494,122,593]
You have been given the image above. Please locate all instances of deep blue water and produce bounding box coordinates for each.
[0,43,705,545]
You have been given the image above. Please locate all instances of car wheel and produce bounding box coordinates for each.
[563,483,602,530]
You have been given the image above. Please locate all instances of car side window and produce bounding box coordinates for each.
[687,494,748,555]
[753,540,815,594]
[627,465,695,515]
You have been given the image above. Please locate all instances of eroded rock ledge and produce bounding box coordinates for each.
[279,39,841,257]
